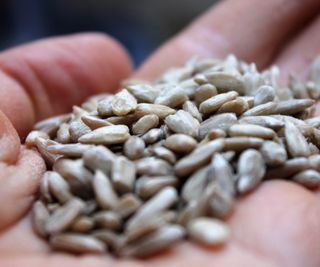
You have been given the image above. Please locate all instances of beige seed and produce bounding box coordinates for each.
[175,139,224,177]
[207,129,227,140]
[50,234,106,254]
[120,225,185,258]
[205,72,245,94]
[194,84,217,105]
[224,137,264,151]
[106,114,138,125]
[199,113,237,139]
[228,124,275,139]
[46,171,73,203]
[124,136,145,160]
[136,157,173,176]
[53,159,93,198]
[82,146,115,175]
[34,114,70,136]
[114,194,142,218]
[285,121,310,157]
[45,198,85,234]
[126,187,178,231]
[69,121,91,142]
[32,201,50,237]
[309,154,320,171]
[136,103,176,119]
[199,91,238,114]
[187,217,229,246]
[132,114,159,135]
[154,84,188,108]
[164,134,197,154]
[150,146,176,164]
[239,116,284,130]
[125,83,160,103]
[136,176,178,199]
[265,157,310,179]
[292,169,320,189]
[237,149,266,194]
[217,97,249,115]
[112,89,137,116]
[25,130,49,148]
[92,230,123,252]
[260,141,287,166]
[242,101,277,116]
[274,99,315,115]
[47,143,93,157]
[253,85,275,106]
[112,156,136,193]
[239,96,254,108]
[182,100,202,122]
[94,211,122,231]
[81,114,112,129]
[79,125,130,145]
[35,138,61,166]
[142,128,164,144]
[56,123,71,144]
[70,216,95,233]
[93,170,119,209]
[165,110,200,138]
[97,97,114,117]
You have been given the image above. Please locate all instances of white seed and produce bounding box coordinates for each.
[112,89,137,116]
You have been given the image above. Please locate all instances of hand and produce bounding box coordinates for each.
[1,1,320,267]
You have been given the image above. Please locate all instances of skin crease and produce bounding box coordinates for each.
[0,0,320,266]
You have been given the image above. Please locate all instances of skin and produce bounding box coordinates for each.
[0,0,320,266]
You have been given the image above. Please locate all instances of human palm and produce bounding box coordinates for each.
[1,0,320,266]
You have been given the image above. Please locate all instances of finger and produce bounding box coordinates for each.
[0,147,45,231]
[136,0,320,80]
[274,15,320,80]
[0,110,20,164]
[0,33,132,138]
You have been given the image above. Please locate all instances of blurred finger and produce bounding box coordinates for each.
[274,15,320,80]
[136,0,320,80]
[0,33,132,138]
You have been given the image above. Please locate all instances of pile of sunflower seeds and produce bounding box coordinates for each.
[27,55,320,258]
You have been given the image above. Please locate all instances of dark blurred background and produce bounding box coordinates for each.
[0,0,217,66]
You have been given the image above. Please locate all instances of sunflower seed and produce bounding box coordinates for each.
[70,216,95,233]
[309,155,320,171]
[237,149,265,194]
[79,125,130,145]
[120,224,185,258]
[45,198,85,234]
[239,116,284,130]
[82,146,115,175]
[112,89,137,116]
[141,128,164,144]
[175,139,224,177]
[150,146,176,164]
[199,91,238,114]
[136,157,173,176]
[291,169,320,189]
[35,137,61,166]
[125,83,160,103]
[242,101,277,116]
[164,134,197,154]
[126,187,178,231]
[25,130,49,148]
[32,201,50,237]
[182,100,202,122]
[132,114,159,135]
[46,171,73,203]
[34,114,70,136]
[136,103,176,119]
[274,99,315,115]
[112,156,136,193]
[199,113,237,139]
[254,85,275,106]
[136,176,178,199]
[56,123,71,144]
[155,84,188,108]
[47,143,93,157]
[187,217,229,246]
[69,121,91,142]
[114,194,142,218]
[217,97,249,115]
[285,121,310,157]
[92,230,123,252]
[123,136,145,160]
[228,124,275,139]
[106,114,138,125]
[265,157,310,179]
[165,110,200,138]
[81,114,112,129]
[50,233,106,254]
[224,137,263,151]
[94,211,122,231]
[194,84,217,105]
[260,141,287,166]
[205,72,245,94]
